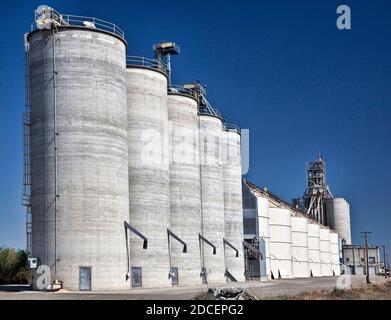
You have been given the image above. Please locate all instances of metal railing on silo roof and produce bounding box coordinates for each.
[127,56,167,74]
[198,105,223,120]
[223,122,241,134]
[32,9,125,39]
[168,85,198,99]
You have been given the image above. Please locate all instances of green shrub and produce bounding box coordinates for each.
[0,246,31,284]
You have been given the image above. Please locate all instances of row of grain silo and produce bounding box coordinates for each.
[26,6,245,291]
[244,181,341,280]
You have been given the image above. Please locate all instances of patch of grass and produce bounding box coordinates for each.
[261,280,391,300]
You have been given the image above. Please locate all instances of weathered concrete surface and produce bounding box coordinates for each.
[28,28,129,291]
[126,67,171,288]
[221,130,245,281]
[167,94,202,286]
[199,115,226,284]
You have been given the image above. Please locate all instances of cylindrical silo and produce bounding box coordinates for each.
[126,66,171,288]
[28,26,129,291]
[320,228,333,276]
[332,198,351,245]
[330,232,341,276]
[291,216,310,278]
[199,114,226,284]
[269,207,292,279]
[307,222,321,277]
[167,92,201,286]
[256,195,271,279]
[221,128,245,282]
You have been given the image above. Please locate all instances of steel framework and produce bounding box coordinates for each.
[303,154,333,225]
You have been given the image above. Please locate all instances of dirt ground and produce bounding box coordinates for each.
[0,276,389,300]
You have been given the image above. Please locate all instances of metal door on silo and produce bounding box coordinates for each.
[79,267,91,291]
[171,267,179,285]
[132,267,142,288]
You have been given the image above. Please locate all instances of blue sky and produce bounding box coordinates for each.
[0,0,390,258]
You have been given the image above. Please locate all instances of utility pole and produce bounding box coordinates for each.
[381,245,388,279]
[361,232,372,284]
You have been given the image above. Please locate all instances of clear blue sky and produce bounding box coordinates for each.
[1,1,390,258]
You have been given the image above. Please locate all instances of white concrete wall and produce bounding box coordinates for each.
[168,93,202,286]
[222,130,245,281]
[333,198,351,245]
[269,207,293,279]
[320,228,333,276]
[29,28,129,291]
[199,115,226,284]
[307,223,322,277]
[291,216,310,278]
[126,67,171,288]
[330,232,341,276]
[256,196,271,279]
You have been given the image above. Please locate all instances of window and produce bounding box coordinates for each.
[345,258,350,262]
[369,257,376,264]
[361,258,365,262]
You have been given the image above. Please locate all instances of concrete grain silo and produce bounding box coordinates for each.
[222,127,245,282]
[329,232,341,276]
[307,222,322,277]
[269,207,293,279]
[320,228,333,276]
[199,113,226,284]
[28,8,129,291]
[167,91,201,286]
[256,195,271,279]
[332,198,351,245]
[126,62,171,288]
[291,216,310,278]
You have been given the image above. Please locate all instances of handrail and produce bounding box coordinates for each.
[32,9,125,39]
[168,85,197,98]
[127,56,167,74]
[198,105,222,119]
[223,122,241,134]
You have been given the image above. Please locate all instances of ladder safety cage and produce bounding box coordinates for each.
[23,33,32,255]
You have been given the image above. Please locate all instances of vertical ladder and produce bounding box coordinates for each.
[23,34,32,256]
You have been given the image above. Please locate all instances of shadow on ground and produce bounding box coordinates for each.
[0,285,31,292]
